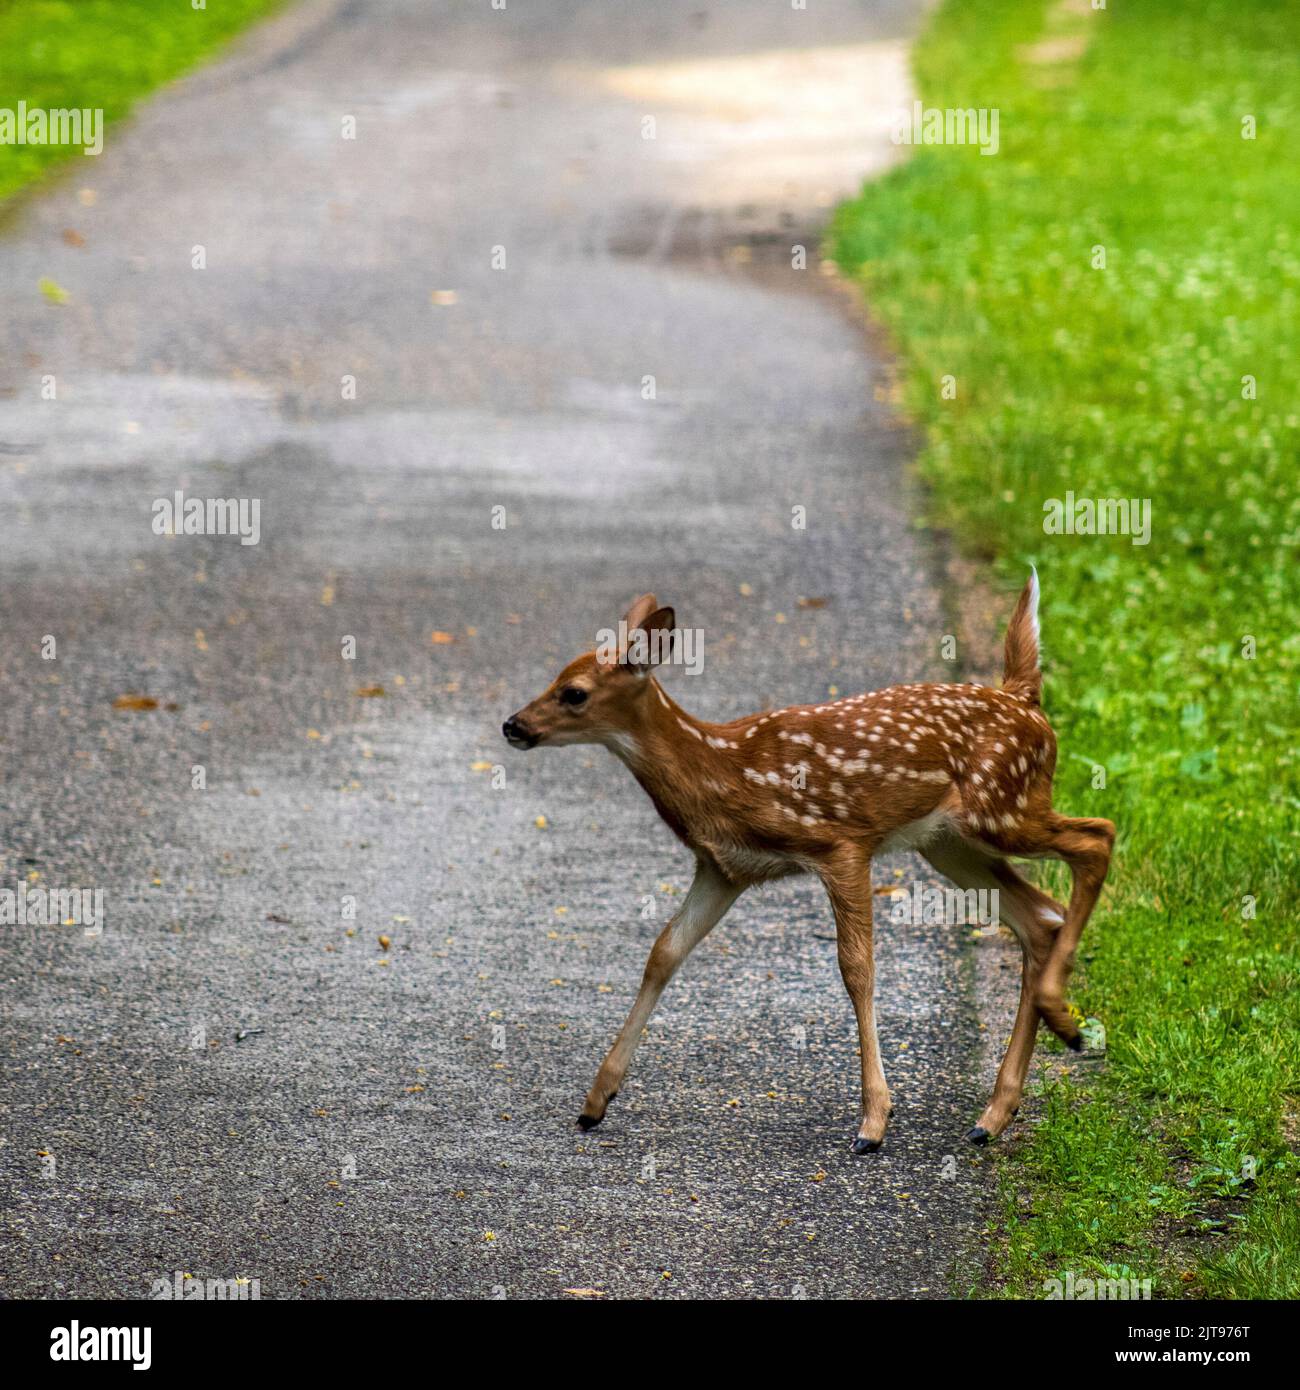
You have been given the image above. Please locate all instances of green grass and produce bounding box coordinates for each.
[833,0,1300,1298]
[0,0,286,204]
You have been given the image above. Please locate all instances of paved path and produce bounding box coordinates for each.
[0,0,1003,1299]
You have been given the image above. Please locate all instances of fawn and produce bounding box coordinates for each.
[502,575,1114,1152]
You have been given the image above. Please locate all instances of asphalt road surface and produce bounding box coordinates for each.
[0,0,1011,1299]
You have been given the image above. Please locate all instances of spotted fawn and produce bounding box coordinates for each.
[503,575,1114,1152]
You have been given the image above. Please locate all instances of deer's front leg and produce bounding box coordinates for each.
[578,859,741,1131]
[819,843,891,1154]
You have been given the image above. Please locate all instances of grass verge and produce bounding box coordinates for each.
[0,0,287,204]
[832,0,1299,1298]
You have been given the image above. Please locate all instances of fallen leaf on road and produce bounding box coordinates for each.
[378,934,391,950]
[355,685,386,697]
[563,1288,606,1298]
[39,277,69,304]
[62,229,85,247]
[470,760,492,772]
[797,596,829,609]
[113,694,157,711]
[430,630,455,644]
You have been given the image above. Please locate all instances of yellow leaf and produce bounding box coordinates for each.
[39,277,69,304]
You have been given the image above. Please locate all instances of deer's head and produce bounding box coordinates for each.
[502,594,676,750]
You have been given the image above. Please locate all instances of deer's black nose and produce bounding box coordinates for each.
[502,717,536,748]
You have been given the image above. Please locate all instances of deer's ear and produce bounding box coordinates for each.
[626,605,676,671]
[621,593,660,632]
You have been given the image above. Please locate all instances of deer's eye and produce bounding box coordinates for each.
[558,686,588,708]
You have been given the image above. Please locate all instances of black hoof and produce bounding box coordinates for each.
[851,1136,883,1154]
[577,1113,601,1131]
[967,1126,990,1146]
[1066,1033,1084,1052]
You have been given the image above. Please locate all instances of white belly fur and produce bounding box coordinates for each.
[879,809,954,856]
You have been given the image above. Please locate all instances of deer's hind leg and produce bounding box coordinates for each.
[920,831,1065,1143]
[1027,813,1115,1047]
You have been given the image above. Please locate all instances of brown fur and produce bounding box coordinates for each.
[504,577,1114,1150]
